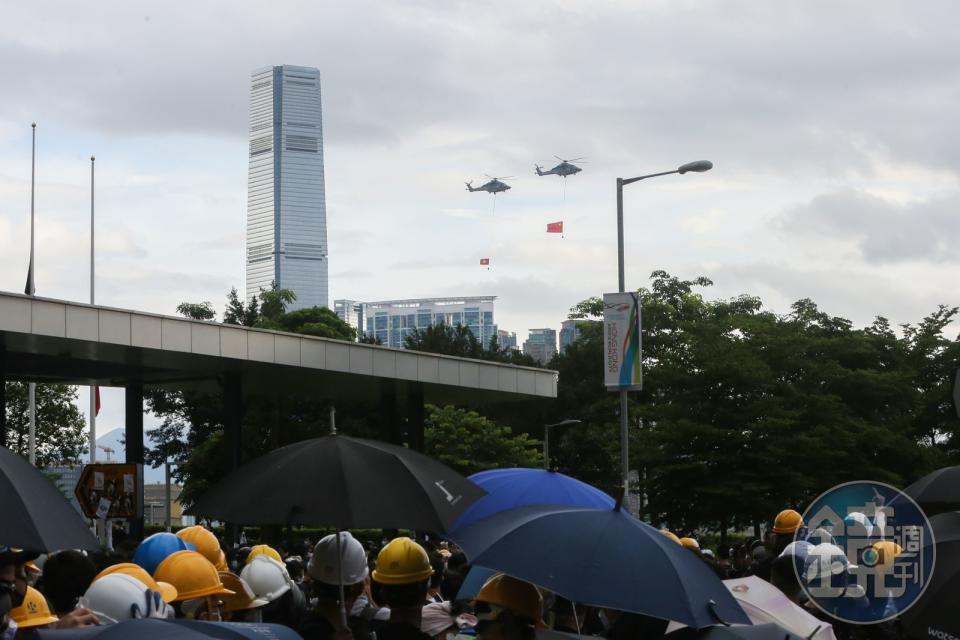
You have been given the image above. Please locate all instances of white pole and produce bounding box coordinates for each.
[89,156,97,463]
[27,123,37,466]
[165,460,172,532]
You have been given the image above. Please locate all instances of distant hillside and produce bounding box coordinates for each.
[94,428,165,483]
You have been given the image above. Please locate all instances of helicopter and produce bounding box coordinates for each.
[535,156,584,178]
[466,175,512,194]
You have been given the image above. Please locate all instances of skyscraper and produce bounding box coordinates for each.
[246,65,329,310]
[559,319,581,351]
[523,328,558,365]
[334,297,497,349]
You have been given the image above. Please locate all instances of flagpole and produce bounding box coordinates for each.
[89,156,96,463]
[27,123,36,466]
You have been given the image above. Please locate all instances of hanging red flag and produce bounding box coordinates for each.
[480,258,490,266]
[95,386,101,416]
[546,221,564,234]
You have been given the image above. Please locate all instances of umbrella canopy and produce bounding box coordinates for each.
[667,623,805,640]
[189,434,484,530]
[36,619,302,640]
[455,565,498,600]
[449,467,614,532]
[723,576,836,640]
[903,466,960,515]
[0,446,100,552]
[447,505,749,628]
[900,511,960,640]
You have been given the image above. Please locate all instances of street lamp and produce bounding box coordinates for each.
[543,419,582,470]
[615,160,712,498]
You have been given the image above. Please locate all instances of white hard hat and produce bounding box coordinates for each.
[240,555,292,603]
[804,543,854,583]
[308,531,369,586]
[82,573,174,623]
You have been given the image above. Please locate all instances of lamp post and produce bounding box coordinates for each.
[615,160,712,498]
[543,419,582,470]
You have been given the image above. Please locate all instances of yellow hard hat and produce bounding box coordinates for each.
[95,562,179,603]
[371,537,434,585]
[246,544,282,565]
[10,586,58,628]
[772,509,804,534]
[871,540,903,573]
[154,550,235,602]
[215,550,228,572]
[177,526,223,567]
[679,537,700,550]
[660,530,682,544]
[218,572,269,612]
[475,574,545,627]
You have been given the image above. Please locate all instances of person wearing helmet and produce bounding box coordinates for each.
[177,526,225,571]
[241,554,306,629]
[93,563,178,604]
[154,550,235,620]
[371,537,435,640]
[82,573,174,623]
[301,532,374,640]
[218,572,268,623]
[754,510,804,581]
[9,586,58,634]
[247,544,283,566]
[472,574,544,640]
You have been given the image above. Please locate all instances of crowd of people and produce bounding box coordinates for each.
[0,508,906,640]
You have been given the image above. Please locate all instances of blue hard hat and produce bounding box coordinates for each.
[133,532,196,575]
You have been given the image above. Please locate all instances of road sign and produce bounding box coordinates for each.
[74,463,141,519]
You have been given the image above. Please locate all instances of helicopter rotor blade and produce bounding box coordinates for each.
[567,157,586,162]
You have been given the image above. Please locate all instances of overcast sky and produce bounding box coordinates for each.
[1,1,958,439]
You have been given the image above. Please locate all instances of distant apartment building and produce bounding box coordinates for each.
[246,65,329,310]
[559,319,581,352]
[523,328,558,365]
[334,297,497,349]
[143,483,190,528]
[497,329,518,351]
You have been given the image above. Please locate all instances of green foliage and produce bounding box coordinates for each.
[424,404,542,476]
[223,288,259,326]
[3,383,89,467]
[176,302,216,321]
[405,324,538,366]
[546,270,960,536]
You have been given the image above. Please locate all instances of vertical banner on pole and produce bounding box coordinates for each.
[603,292,642,390]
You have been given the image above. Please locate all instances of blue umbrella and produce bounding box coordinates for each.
[455,565,499,600]
[449,468,614,532]
[447,505,749,628]
[37,619,302,640]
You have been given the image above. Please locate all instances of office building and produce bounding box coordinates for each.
[246,65,329,310]
[497,329,518,351]
[559,319,581,352]
[334,297,497,349]
[523,328,557,365]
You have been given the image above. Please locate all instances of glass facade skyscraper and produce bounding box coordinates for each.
[334,297,497,349]
[246,65,329,310]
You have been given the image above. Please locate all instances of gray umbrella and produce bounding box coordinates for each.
[0,446,99,552]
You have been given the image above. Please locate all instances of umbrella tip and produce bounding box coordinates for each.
[614,487,625,511]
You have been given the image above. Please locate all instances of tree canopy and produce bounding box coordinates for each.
[3,383,88,467]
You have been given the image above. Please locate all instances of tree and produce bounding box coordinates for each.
[3,383,88,467]
[176,302,216,321]
[424,404,542,476]
[223,288,259,327]
[405,324,538,366]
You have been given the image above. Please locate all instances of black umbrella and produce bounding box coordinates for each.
[900,511,960,640]
[189,434,484,530]
[668,623,805,640]
[903,466,960,515]
[0,446,100,552]
[36,619,302,640]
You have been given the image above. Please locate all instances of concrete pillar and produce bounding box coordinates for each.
[406,383,425,453]
[125,382,144,541]
[380,380,402,445]
[0,351,6,449]
[223,372,243,546]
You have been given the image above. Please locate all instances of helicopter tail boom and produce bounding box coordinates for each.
[535,165,545,176]
[465,181,476,192]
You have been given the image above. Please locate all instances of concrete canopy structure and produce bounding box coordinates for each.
[0,291,557,536]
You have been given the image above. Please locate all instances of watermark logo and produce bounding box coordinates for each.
[797,481,935,624]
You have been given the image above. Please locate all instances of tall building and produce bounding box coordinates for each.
[523,328,557,365]
[559,319,581,352]
[334,297,497,349]
[497,329,518,351]
[246,65,329,310]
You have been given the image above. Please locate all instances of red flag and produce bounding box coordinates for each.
[546,221,564,234]
[480,258,490,266]
[95,386,101,416]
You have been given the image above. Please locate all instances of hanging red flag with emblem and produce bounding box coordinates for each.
[479,258,490,270]
[546,221,563,233]
[95,385,101,416]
